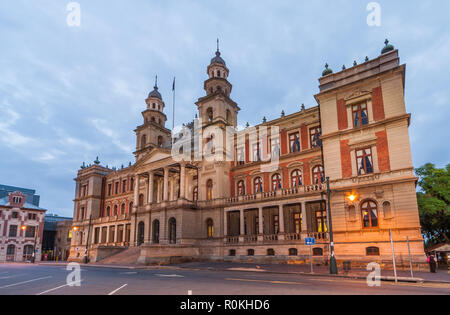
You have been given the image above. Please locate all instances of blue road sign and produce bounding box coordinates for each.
[305,237,316,246]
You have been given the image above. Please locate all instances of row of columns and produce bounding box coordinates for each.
[133,164,188,209]
[225,201,309,237]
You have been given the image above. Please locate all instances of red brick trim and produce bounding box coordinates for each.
[372,87,386,121]
[340,139,352,178]
[376,130,391,172]
[337,99,348,130]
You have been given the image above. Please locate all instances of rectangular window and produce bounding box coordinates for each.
[270,138,280,158]
[356,148,374,175]
[101,227,107,244]
[252,143,261,162]
[273,215,279,234]
[115,182,119,195]
[82,185,87,197]
[293,213,302,234]
[352,103,369,127]
[9,225,18,237]
[289,132,301,153]
[94,228,100,244]
[310,127,322,148]
[108,184,112,196]
[109,226,115,243]
[122,180,127,193]
[130,178,134,191]
[12,212,18,219]
[236,147,245,165]
[25,226,35,238]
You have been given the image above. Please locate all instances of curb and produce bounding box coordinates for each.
[36,262,450,285]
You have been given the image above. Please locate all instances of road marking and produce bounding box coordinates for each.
[226,278,305,285]
[155,274,185,278]
[108,284,128,295]
[36,279,84,295]
[120,272,138,275]
[0,276,52,289]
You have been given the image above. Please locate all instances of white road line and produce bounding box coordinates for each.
[0,276,52,289]
[36,279,83,295]
[155,274,185,278]
[108,284,128,295]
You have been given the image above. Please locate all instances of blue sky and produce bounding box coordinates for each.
[0,0,449,217]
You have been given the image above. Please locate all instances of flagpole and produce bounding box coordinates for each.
[172,77,176,130]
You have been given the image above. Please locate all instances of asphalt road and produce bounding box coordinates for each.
[0,263,448,295]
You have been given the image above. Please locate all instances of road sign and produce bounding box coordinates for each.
[305,237,315,246]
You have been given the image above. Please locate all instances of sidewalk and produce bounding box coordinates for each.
[171,261,450,284]
[37,261,450,284]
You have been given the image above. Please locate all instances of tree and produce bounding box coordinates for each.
[415,163,450,248]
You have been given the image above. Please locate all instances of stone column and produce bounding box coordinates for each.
[170,178,175,201]
[301,201,308,232]
[224,210,228,237]
[147,172,154,204]
[133,175,140,212]
[258,207,264,242]
[279,204,285,233]
[180,164,186,199]
[240,209,245,236]
[163,167,169,201]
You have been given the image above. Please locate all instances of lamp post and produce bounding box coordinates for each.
[83,215,92,264]
[326,177,338,274]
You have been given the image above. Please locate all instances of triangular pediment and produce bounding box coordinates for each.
[134,148,172,169]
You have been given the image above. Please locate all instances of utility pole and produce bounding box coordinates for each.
[326,177,338,274]
[83,215,92,264]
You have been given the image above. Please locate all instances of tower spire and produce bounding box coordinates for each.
[154,75,158,89]
[217,38,220,53]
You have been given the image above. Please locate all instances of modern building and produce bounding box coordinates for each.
[42,214,73,261]
[0,185,46,262]
[69,41,426,269]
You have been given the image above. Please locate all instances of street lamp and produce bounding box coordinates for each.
[326,177,338,275]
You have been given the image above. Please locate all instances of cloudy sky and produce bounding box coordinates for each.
[0,0,449,217]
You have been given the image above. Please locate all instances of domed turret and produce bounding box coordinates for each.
[148,75,162,100]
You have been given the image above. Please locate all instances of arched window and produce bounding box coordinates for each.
[289,248,298,256]
[361,200,378,228]
[158,136,163,148]
[254,177,263,194]
[113,205,118,216]
[237,180,245,196]
[267,248,275,256]
[291,170,303,187]
[152,220,160,244]
[271,174,282,191]
[312,165,325,184]
[313,248,323,256]
[138,194,144,207]
[226,109,232,123]
[151,117,155,122]
[169,218,177,244]
[129,202,133,213]
[217,70,221,77]
[137,222,145,246]
[152,103,156,109]
[141,135,147,148]
[206,180,213,201]
[206,219,214,239]
[121,203,126,215]
[366,247,380,256]
[383,201,392,219]
[348,205,356,221]
[229,249,236,257]
[193,187,198,201]
[23,245,34,261]
[207,108,213,122]
[247,249,255,256]
[106,206,111,217]
[6,244,15,261]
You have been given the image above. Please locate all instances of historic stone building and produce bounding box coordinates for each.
[70,41,426,268]
[0,185,46,262]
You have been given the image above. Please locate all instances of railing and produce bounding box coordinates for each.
[244,235,258,243]
[307,232,328,240]
[285,233,302,241]
[226,185,325,205]
[264,234,279,242]
[226,236,240,244]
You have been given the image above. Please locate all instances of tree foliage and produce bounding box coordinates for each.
[416,163,450,247]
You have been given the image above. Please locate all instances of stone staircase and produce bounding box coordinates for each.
[96,247,141,265]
